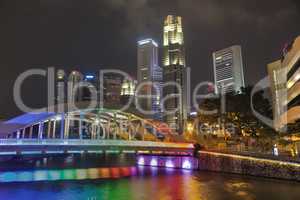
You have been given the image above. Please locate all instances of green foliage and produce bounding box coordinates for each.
[198,86,276,138]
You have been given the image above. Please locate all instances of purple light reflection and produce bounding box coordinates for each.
[182,160,192,169]
[150,158,158,166]
[138,157,145,165]
[165,160,175,168]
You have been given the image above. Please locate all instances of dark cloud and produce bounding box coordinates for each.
[0,0,299,118]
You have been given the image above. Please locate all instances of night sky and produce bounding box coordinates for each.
[0,0,300,118]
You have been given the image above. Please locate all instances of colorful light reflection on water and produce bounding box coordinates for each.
[0,167,137,183]
[0,167,300,200]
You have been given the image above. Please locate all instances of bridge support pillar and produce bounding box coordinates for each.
[21,129,24,138]
[38,122,44,139]
[64,116,69,139]
[60,113,65,139]
[91,124,96,139]
[113,113,117,140]
[17,130,21,139]
[47,121,52,139]
[29,126,33,138]
[52,120,57,138]
[79,113,83,139]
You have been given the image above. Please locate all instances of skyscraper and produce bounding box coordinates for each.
[213,45,245,94]
[137,39,162,120]
[163,15,188,133]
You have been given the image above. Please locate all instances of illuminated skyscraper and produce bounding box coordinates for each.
[137,39,162,120]
[163,15,188,133]
[213,45,245,94]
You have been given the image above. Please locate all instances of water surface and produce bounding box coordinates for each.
[0,166,299,200]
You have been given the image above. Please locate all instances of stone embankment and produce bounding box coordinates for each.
[198,151,300,181]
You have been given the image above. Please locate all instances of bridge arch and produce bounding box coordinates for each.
[0,108,171,142]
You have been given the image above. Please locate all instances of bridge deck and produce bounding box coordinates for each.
[0,139,194,155]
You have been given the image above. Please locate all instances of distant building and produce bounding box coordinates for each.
[268,36,300,131]
[162,15,188,133]
[55,69,85,105]
[121,78,137,105]
[68,70,84,103]
[213,45,245,94]
[137,38,162,120]
[56,69,67,105]
[82,74,99,102]
[103,73,123,106]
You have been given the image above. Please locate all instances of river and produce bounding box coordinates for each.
[0,154,299,200]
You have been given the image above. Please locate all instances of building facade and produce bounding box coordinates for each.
[103,73,123,106]
[137,39,162,120]
[121,78,137,106]
[162,15,188,133]
[268,36,300,131]
[81,74,99,102]
[213,45,245,94]
[267,60,286,130]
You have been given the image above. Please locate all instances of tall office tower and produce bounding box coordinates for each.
[213,45,245,94]
[163,15,188,133]
[137,39,162,120]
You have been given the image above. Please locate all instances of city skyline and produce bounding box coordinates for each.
[1,2,300,199]
[1,0,300,118]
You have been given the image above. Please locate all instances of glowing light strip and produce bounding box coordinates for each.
[0,152,16,155]
[21,151,41,155]
[105,150,120,154]
[88,150,104,154]
[138,39,158,47]
[46,151,65,154]
[0,139,194,149]
[85,75,95,79]
[68,151,84,154]
[122,150,136,154]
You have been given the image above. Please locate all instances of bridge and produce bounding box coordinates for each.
[0,108,194,156]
